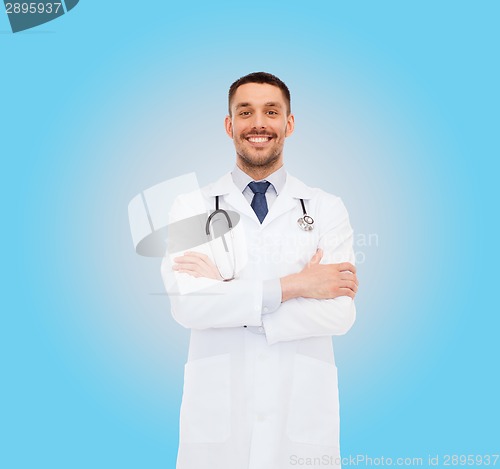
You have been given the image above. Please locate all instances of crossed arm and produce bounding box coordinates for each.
[172,248,358,303]
[163,192,358,341]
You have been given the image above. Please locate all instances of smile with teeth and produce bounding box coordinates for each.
[247,136,272,143]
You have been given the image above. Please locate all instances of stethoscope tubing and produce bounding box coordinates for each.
[205,196,314,281]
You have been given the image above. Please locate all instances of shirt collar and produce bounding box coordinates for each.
[231,164,287,195]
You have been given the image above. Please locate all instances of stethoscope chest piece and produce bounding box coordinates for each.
[298,199,314,231]
[297,215,314,231]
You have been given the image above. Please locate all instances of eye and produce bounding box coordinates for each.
[267,110,279,116]
[239,111,251,116]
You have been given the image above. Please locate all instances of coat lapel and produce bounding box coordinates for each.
[203,171,316,227]
[203,172,258,222]
[261,173,315,228]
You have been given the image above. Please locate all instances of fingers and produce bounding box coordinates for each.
[173,251,221,280]
[308,248,323,266]
[174,252,210,268]
[342,279,358,293]
[325,266,358,298]
[178,251,211,266]
[173,252,207,275]
[340,271,359,285]
[337,262,356,274]
[339,288,356,299]
[173,261,209,277]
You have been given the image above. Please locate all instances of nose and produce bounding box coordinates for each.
[251,111,266,129]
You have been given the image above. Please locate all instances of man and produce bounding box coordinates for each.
[162,72,358,469]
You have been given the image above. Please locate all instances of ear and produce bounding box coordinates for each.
[285,113,295,137]
[224,115,234,138]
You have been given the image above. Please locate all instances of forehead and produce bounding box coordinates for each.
[231,83,286,108]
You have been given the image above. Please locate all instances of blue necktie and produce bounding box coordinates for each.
[248,181,271,223]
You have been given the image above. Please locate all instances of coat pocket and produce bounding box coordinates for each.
[286,354,340,447]
[179,353,231,444]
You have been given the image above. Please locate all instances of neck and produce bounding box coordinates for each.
[236,157,284,181]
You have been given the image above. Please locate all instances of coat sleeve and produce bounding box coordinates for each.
[262,194,357,345]
[160,193,264,330]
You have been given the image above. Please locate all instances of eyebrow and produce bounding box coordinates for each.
[234,102,283,110]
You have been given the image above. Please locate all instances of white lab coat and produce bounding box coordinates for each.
[161,171,356,469]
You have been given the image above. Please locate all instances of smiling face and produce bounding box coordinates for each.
[225,83,295,176]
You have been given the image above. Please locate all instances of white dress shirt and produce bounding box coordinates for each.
[230,165,285,315]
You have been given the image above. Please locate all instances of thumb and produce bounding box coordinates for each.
[309,248,323,265]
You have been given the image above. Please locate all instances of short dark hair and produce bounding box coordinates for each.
[228,72,291,116]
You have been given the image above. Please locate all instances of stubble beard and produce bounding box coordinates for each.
[236,147,282,172]
[235,134,284,174]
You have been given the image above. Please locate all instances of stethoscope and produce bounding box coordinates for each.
[205,196,314,281]
[297,198,315,231]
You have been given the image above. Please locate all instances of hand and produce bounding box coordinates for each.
[280,249,358,302]
[172,251,222,280]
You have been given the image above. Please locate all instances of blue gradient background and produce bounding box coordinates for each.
[1,1,498,468]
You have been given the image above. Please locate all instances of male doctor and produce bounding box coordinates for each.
[161,72,358,469]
